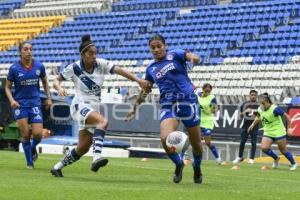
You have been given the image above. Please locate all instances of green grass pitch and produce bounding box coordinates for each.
[0,151,299,200]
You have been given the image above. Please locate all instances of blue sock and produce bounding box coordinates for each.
[22,141,33,166]
[263,149,278,160]
[193,151,202,168]
[210,145,219,159]
[168,153,183,166]
[31,138,41,151]
[284,150,296,165]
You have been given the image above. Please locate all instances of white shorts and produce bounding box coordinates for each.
[70,102,99,131]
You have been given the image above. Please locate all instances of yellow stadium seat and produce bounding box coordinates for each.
[0,16,66,51]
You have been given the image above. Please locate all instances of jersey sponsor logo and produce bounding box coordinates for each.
[20,78,39,85]
[166,54,174,61]
[36,70,41,76]
[80,107,91,117]
[155,63,175,79]
[14,109,20,116]
[73,64,101,95]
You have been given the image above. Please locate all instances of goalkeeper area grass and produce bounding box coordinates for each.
[0,151,299,200]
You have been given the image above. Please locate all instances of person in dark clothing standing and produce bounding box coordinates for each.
[233,90,259,164]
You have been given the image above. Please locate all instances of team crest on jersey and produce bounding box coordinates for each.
[166,54,174,61]
[36,70,41,76]
[15,109,20,116]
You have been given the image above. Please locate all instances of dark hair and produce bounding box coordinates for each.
[19,42,32,52]
[249,90,258,94]
[261,92,272,104]
[202,83,212,90]
[148,34,166,45]
[79,34,95,54]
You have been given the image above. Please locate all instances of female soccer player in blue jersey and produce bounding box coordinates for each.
[5,42,52,169]
[50,35,148,177]
[248,93,297,170]
[127,34,203,184]
[196,83,221,164]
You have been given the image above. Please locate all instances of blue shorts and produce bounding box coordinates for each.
[263,135,286,142]
[201,128,212,136]
[13,106,43,123]
[160,102,200,128]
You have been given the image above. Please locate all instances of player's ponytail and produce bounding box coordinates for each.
[79,34,95,54]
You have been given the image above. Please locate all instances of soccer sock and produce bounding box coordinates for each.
[263,149,278,160]
[168,153,183,166]
[209,145,219,159]
[22,141,33,166]
[31,138,41,153]
[54,148,81,170]
[283,150,296,165]
[192,151,202,168]
[93,129,105,162]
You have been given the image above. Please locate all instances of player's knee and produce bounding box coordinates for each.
[205,140,211,147]
[98,118,108,130]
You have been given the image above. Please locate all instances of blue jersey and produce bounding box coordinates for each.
[7,60,46,107]
[145,49,195,104]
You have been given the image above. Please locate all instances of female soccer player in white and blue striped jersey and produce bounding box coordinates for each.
[50,35,148,177]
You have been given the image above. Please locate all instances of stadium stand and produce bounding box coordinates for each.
[0,0,25,17]
[0,16,65,51]
[11,0,111,18]
[0,0,300,104]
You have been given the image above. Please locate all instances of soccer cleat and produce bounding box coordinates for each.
[272,157,280,169]
[193,167,203,184]
[216,157,222,165]
[26,165,34,170]
[91,158,109,172]
[173,163,184,183]
[50,168,64,177]
[290,163,297,171]
[32,148,38,162]
[232,157,244,164]
[248,159,255,164]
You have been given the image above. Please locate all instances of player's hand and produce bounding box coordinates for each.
[57,88,67,97]
[125,110,135,122]
[45,99,52,110]
[287,128,294,136]
[11,100,20,109]
[247,125,253,133]
[137,79,151,91]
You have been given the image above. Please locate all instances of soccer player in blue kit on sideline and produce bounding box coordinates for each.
[5,42,52,169]
[126,34,204,184]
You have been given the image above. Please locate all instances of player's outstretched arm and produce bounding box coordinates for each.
[5,80,20,109]
[113,66,149,90]
[53,75,67,97]
[125,83,152,122]
[185,52,200,66]
[247,116,260,133]
[284,113,293,136]
[41,76,52,109]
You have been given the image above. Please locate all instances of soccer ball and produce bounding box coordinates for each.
[166,131,189,154]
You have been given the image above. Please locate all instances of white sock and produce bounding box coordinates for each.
[54,161,64,170]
